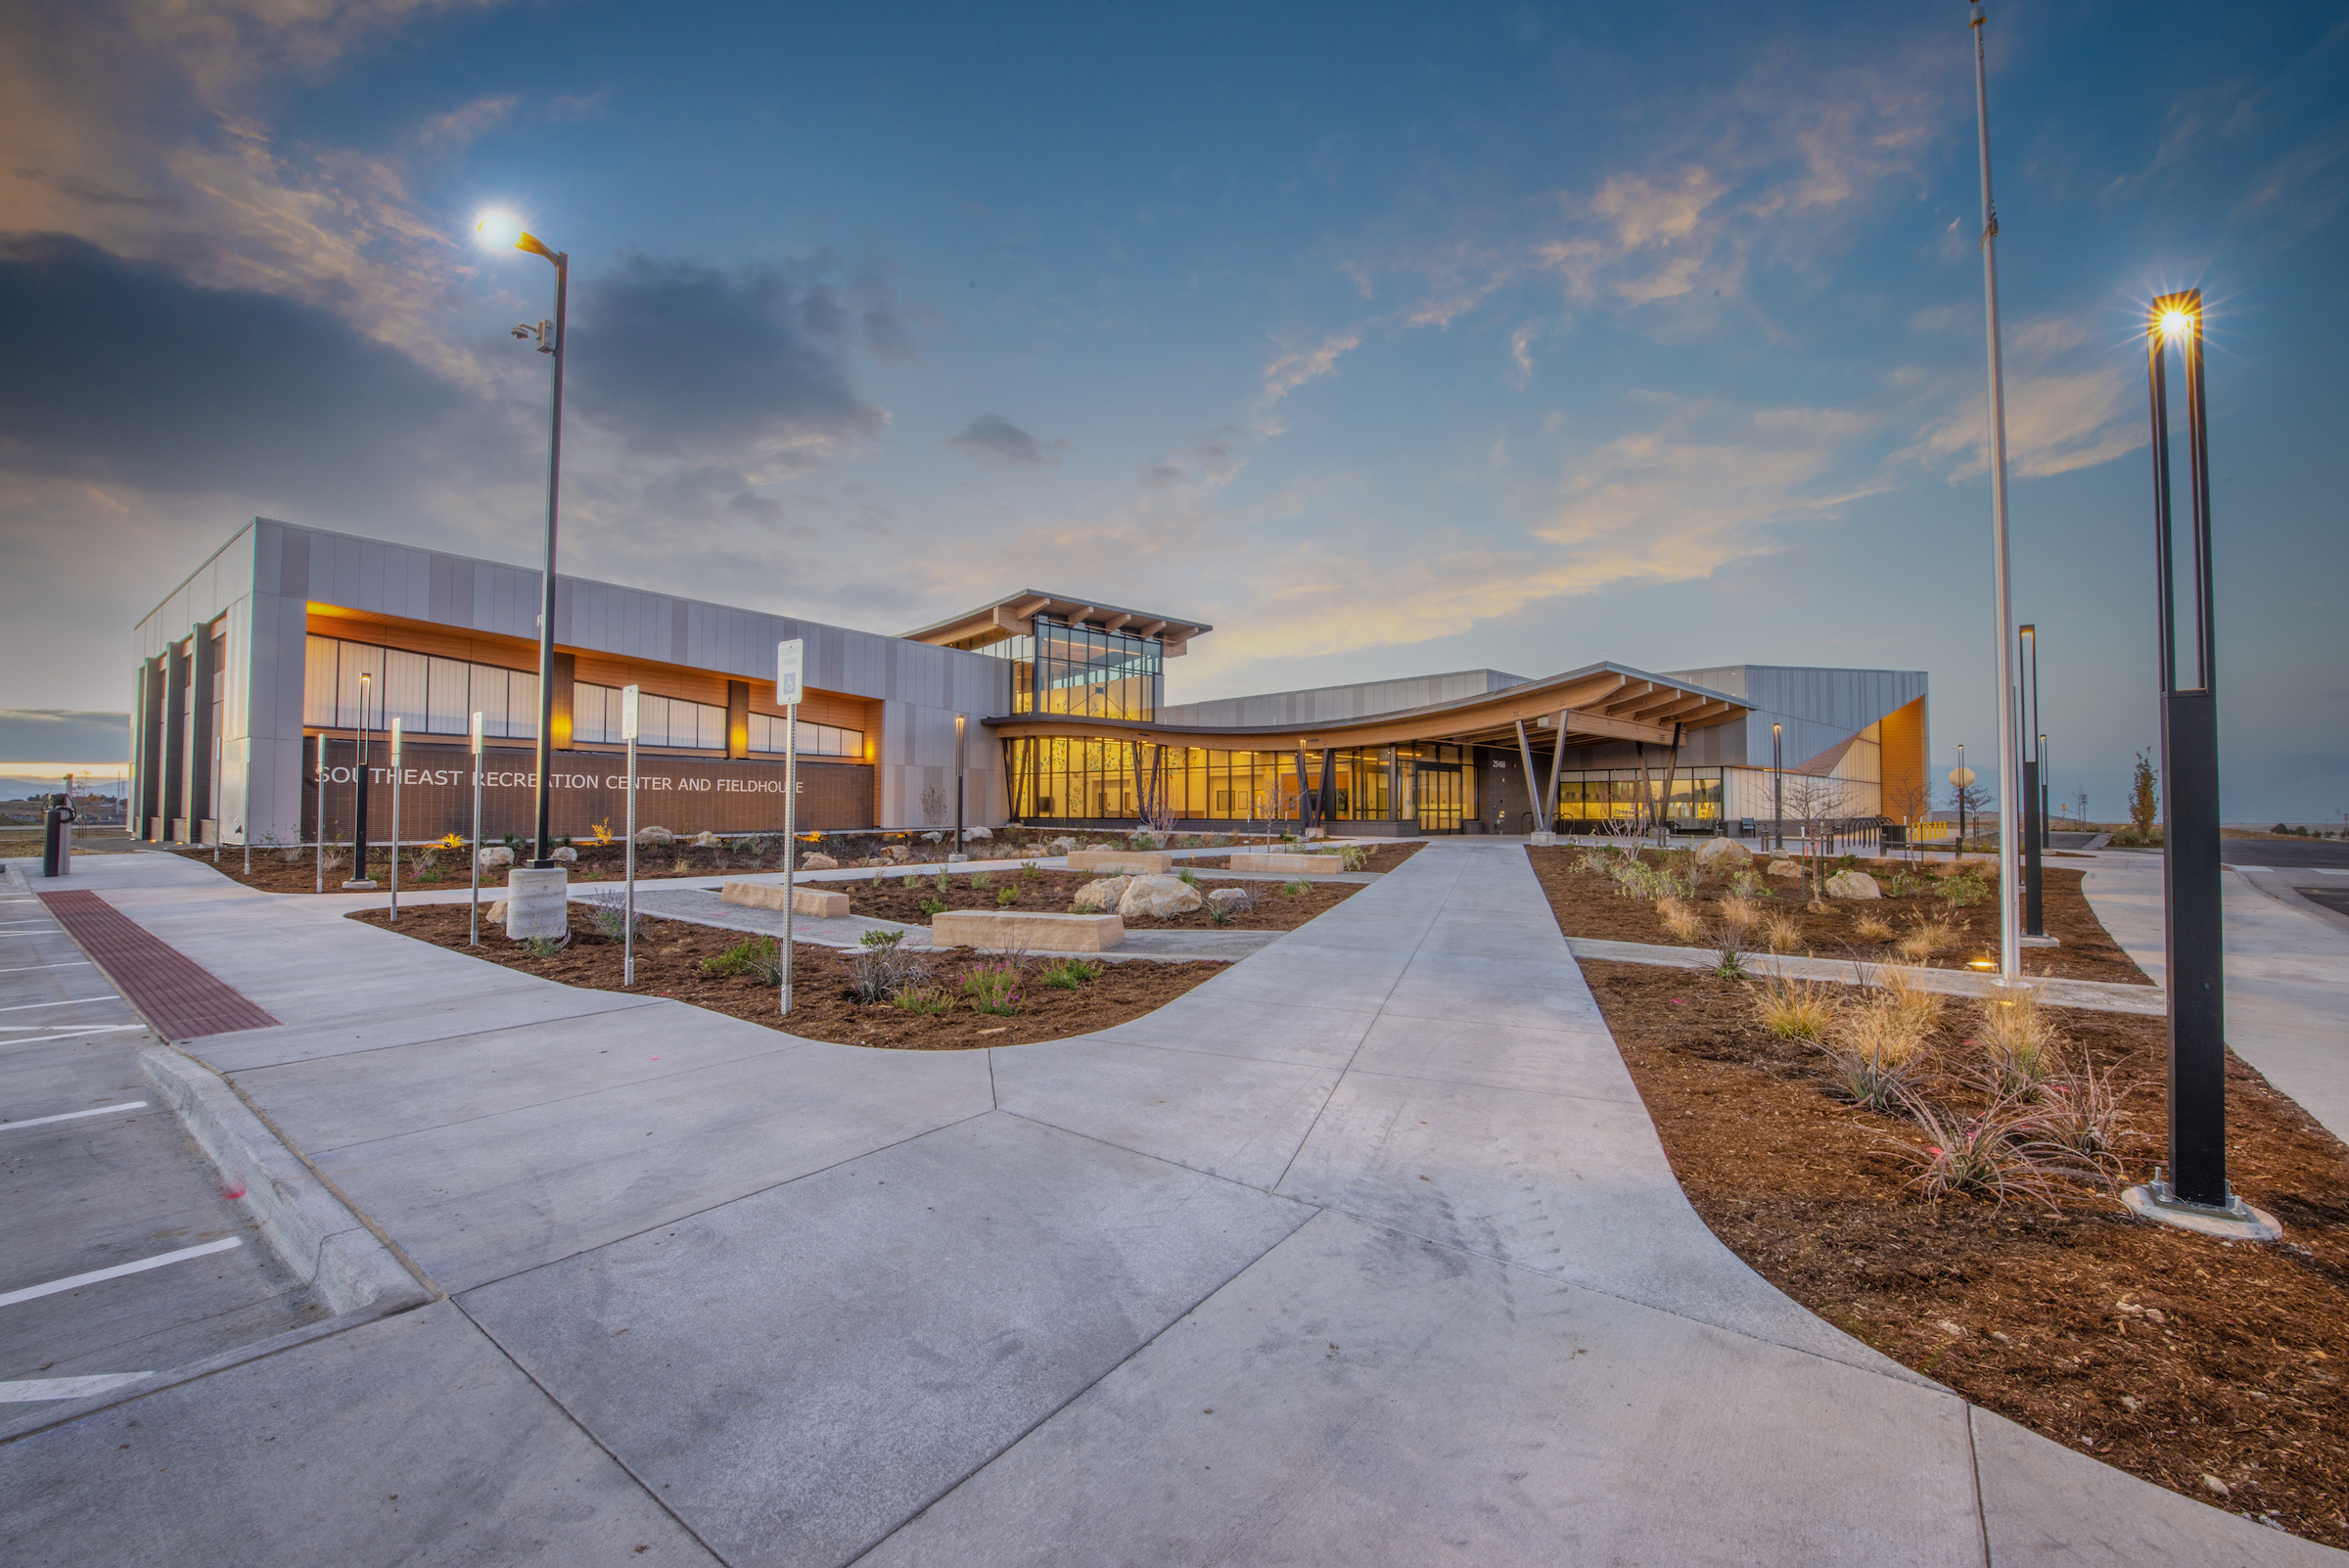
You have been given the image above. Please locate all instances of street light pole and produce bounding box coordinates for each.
[2144,290,2245,1221]
[479,213,569,869]
[1772,722,1782,851]
[1968,0,2023,987]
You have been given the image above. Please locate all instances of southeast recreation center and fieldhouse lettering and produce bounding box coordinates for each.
[317,764,802,794]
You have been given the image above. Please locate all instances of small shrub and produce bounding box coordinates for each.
[583,889,644,943]
[1039,957,1102,990]
[1883,872,1928,899]
[918,897,948,916]
[670,858,692,876]
[322,851,346,872]
[1177,868,1200,887]
[1281,880,1310,896]
[901,873,919,890]
[1656,896,1705,944]
[1206,901,1231,925]
[1018,860,1040,880]
[962,963,1022,1016]
[935,868,951,895]
[891,986,952,1015]
[971,870,994,890]
[521,935,566,959]
[995,887,1018,907]
[1755,974,1836,1040]
[1339,846,1370,871]
[1938,872,1989,909]
[700,937,781,984]
[1709,917,1751,979]
[1729,867,1766,900]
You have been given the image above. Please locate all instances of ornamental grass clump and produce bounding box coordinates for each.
[1975,987,2063,1099]
[1853,911,1895,943]
[1885,1076,2066,1210]
[1895,917,1957,964]
[701,936,781,984]
[1814,992,1930,1113]
[2029,1062,2136,1178]
[891,985,952,1015]
[1656,896,1706,944]
[1754,974,1836,1041]
[1038,957,1102,990]
[847,930,932,1004]
[1281,880,1310,896]
[1757,911,1803,953]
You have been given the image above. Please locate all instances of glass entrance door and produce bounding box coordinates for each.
[1413,764,1464,832]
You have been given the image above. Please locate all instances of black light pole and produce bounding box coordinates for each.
[2020,623,2044,937]
[1772,722,1782,850]
[2145,290,2234,1216]
[345,670,377,890]
[480,213,569,869]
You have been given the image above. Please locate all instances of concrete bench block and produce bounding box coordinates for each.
[932,910,1125,951]
[1227,853,1346,874]
[720,880,852,919]
[1066,850,1173,874]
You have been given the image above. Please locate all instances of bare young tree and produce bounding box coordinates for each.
[1776,771,1854,901]
[1948,775,1995,855]
[1881,773,1934,861]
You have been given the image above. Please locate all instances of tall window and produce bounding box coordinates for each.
[982,614,1164,719]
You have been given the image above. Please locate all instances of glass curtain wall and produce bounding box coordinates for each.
[979,613,1163,719]
[1007,740,1470,826]
[1552,767,1725,824]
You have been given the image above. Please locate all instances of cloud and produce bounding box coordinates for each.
[1262,332,1360,402]
[1138,427,1248,489]
[948,414,1067,468]
[1896,313,2141,482]
[568,254,902,460]
[0,709,129,763]
[0,232,499,502]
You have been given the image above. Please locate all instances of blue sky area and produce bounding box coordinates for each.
[2,1,2343,818]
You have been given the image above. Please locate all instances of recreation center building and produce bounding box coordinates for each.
[130,519,1930,848]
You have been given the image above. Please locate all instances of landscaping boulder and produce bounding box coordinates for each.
[478,845,515,869]
[921,831,943,844]
[800,853,840,871]
[1119,874,1203,919]
[962,826,991,843]
[1695,838,1752,868]
[1766,858,1804,879]
[1047,836,1077,856]
[1207,887,1249,911]
[885,844,912,863]
[1825,870,1882,899]
[551,845,577,863]
[1071,875,1132,913]
[633,825,673,846]
[484,899,507,922]
[693,831,720,847]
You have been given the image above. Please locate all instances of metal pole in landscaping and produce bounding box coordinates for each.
[390,717,402,921]
[469,711,484,945]
[1772,722,1783,851]
[622,684,639,988]
[315,733,326,894]
[2020,624,2044,937]
[954,714,966,858]
[777,640,804,1017]
[2145,290,2236,1216]
[351,670,373,889]
[1967,0,2024,987]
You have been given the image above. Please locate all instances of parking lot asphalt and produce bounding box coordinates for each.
[0,872,323,1407]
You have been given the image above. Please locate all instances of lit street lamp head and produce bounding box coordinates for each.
[2151,291,2201,346]
[475,210,563,267]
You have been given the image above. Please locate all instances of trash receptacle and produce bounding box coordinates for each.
[42,801,76,879]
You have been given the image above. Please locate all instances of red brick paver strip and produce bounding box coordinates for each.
[36,890,279,1041]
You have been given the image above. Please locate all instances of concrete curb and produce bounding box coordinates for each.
[137,1045,437,1318]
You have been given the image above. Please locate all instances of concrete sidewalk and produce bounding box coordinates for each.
[2080,851,2349,1144]
[1,845,2335,1566]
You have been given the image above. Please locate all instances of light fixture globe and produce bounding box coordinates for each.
[474,210,524,249]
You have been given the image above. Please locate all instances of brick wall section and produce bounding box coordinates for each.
[36,891,279,1041]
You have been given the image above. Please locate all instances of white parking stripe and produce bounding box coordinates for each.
[0,962,93,974]
[0,997,124,1014]
[0,1239,243,1309]
[0,1371,152,1403]
[1,1101,149,1130]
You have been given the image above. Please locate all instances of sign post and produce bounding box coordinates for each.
[777,639,803,1016]
[389,717,402,920]
[622,684,640,988]
[469,711,484,945]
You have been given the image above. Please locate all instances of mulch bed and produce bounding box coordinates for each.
[348,902,1222,1049]
[1579,957,2349,1548]
[1529,846,2149,986]
[836,868,1358,932]
[174,835,1421,895]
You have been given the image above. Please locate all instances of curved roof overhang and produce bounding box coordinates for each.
[984,662,1747,752]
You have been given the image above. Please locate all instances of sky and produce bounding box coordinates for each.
[1,0,2345,819]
